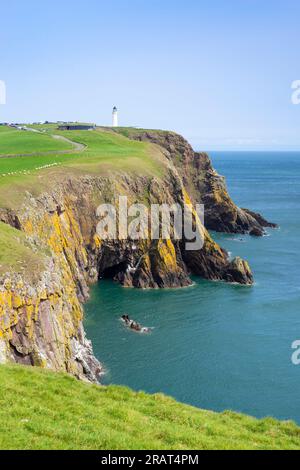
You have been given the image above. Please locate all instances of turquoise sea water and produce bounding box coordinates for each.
[85,152,300,423]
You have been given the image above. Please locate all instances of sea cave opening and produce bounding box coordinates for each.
[100,261,128,280]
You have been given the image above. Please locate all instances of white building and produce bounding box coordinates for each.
[112,106,118,127]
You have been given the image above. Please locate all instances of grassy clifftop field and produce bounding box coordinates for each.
[0,126,73,155]
[0,126,164,206]
[0,364,299,450]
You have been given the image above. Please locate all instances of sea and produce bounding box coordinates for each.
[84,152,300,423]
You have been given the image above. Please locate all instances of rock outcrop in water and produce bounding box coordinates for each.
[0,128,275,381]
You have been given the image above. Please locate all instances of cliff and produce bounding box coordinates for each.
[114,128,277,235]
[0,127,274,381]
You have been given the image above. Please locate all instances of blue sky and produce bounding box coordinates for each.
[1,0,300,150]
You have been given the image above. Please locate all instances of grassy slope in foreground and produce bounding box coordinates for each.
[0,365,299,450]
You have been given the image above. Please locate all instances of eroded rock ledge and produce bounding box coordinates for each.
[0,130,275,381]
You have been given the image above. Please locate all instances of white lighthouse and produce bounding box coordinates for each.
[112,106,118,127]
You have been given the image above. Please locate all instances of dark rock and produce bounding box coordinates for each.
[242,208,278,229]
[222,257,253,285]
[249,227,264,237]
[0,208,21,230]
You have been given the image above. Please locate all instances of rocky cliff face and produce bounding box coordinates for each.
[0,129,271,381]
[119,130,277,236]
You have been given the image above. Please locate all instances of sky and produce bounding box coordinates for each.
[1,0,300,150]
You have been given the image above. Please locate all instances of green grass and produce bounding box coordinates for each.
[0,364,299,450]
[0,153,75,175]
[0,126,165,175]
[104,126,170,138]
[0,222,46,279]
[0,127,165,208]
[54,128,164,173]
[0,126,73,155]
